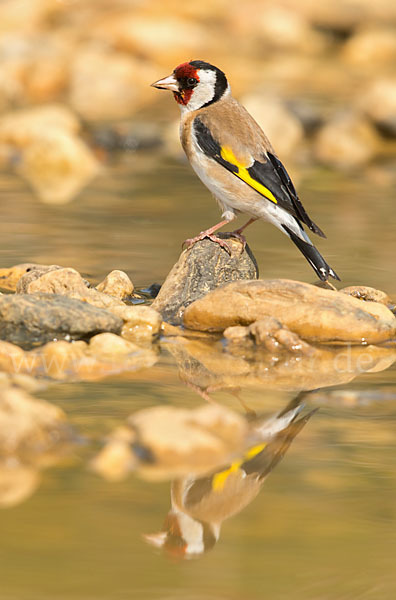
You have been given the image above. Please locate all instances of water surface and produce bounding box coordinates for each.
[0,154,396,599]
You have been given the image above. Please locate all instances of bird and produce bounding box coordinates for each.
[151,60,339,282]
[144,395,316,558]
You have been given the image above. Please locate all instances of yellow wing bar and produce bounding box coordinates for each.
[212,443,267,492]
[220,146,278,204]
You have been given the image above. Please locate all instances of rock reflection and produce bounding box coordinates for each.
[0,379,74,508]
[163,334,396,393]
[143,395,315,558]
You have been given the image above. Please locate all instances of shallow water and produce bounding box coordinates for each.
[1,154,396,599]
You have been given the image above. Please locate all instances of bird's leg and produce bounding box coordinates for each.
[182,218,233,253]
[230,217,258,245]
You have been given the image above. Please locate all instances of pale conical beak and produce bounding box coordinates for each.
[151,73,179,92]
[143,531,167,548]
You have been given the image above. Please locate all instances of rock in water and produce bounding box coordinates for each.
[0,293,123,349]
[152,235,258,325]
[183,279,396,345]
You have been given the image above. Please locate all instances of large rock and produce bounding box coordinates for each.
[14,265,162,337]
[92,13,210,68]
[0,104,98,204]
[0,293,123,349]
[0,104,80,147]
[68,47,148,121]
[342,28,396,67]
[358,78,396,138]
[18,128,99,204]
[0,335,157,382]
[96,270,134,299]
[152,236,258,325]
[0,263,61,292]
[314,112,380,168]
[16,266,86,294]
[183,279,396,344]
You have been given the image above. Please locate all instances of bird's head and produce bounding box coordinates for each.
[143,510,218,559]
[151,60,229,112]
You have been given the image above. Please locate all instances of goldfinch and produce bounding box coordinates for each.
[152,60,339,282]
[144,396,316,558]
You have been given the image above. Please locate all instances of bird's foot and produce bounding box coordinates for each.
[182,231,232,254]
[229,229,247,247]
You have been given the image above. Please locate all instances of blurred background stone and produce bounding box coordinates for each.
[240,93,305,159]
[314,112,381,168]
[358,78,396,137]
[0,0,394,205]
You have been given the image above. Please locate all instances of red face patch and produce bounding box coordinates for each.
[173,62,200,105]
[174,62,199,80]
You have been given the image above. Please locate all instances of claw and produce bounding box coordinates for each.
[229,230,247,247]
[183,232,232,254]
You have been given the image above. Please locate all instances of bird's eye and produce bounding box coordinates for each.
[187,77,197,86]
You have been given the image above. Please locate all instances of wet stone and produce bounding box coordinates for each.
[152,235,258,325]
[183,279,396,345]
[96,270,134,299]
[16,264,67,293]
[0,263,62,292]
[0,293,123,350]
[224,317,314,355]
[339,285,392,306]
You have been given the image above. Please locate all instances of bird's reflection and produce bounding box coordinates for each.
[144,395,316,558]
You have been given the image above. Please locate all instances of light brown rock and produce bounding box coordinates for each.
[152,236,258,325]
[24,55,68,103]
[69,47,146,120]
[315,112,380,168]
[121,305,162,345]
[183,279,396,344]
[0,101,97,203]
[90,426,138,482]
[34,340,88,380]
[0,104,80,148]
[93,404,248,481]
[167,333,396,393]
[0,1,50,32]
[342,28,396,66]
[18,128,99,204]
[72,347,157,382]
[250,6,311,48]
[17,266,86,295]
[0,340,29,374]
[93,13,209,68]
[0,385,67,456]
[14,265,162,329]
[89,333,140,359]
[340,285,391,306]
[240,93,304,158]
[224,317,313,354]
[0,464,40,508]
[0,263,61,292]
[96,270,134,299]
[358,78,396,137]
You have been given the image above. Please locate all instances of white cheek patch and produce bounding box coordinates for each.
[176,512,205,555]
[183,69,217,112]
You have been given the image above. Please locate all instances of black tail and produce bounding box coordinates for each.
[282,225,340,282]
[242,408,317,481]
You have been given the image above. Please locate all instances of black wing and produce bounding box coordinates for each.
[193,117,325,238]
